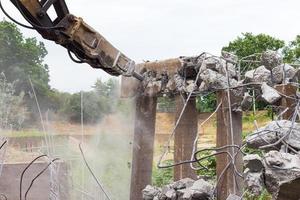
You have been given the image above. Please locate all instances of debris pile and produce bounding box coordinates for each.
[141,50,299,112]
[142,178,214,200]
[245,120,300,200]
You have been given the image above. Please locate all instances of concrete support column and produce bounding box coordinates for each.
[130,95,157,200]
[174,96,198,181]
[275,84,298,120]
[216,91,243,200]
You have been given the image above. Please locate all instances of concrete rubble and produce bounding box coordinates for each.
[261,50,283,70]
[243,154,264,196]
[142,178,214,200]
[226,194,241,200]
[246,120,300,150]
[140,50,300,200]
[243,151,300,200]
[141,50,298,113]
[244,119,300,200]
[261,82,281,104]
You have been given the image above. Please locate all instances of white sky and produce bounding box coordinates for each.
[1,0,300,93]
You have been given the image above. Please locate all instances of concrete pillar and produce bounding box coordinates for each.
[216,91,243,200]
[275,84,298,120]
[130,95,157,200]
[174,96,198,181]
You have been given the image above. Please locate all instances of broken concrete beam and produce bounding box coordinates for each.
[121,58,183,98]
[199,68,241,97]
[246,120,300,150]
[261,82,281,104]
[263,151,300,200]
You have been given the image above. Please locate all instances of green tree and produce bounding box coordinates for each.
[62,78,124,124]
[0,73,27,129]
[197,33,287,112]
[196,93,217,113]
[63,91,107,124]
[283,35,300,63]
[222,33,285,61]
[0,20,50,120]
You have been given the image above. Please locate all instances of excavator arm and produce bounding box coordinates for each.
[8,0,143,80]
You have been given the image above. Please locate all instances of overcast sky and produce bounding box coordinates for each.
[1,0,300,93]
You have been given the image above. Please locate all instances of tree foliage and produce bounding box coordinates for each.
[0,21,49,95]
[222,33,285,60]
[0,20,52,121]
[62,78,124,124]
[0,73,27,129]
[197,33,287,112]
[283,35,300,63]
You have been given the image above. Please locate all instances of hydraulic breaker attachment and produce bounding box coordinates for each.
[9,0,143,80]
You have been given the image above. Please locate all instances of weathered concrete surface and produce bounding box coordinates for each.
[121,58,183,98]
[272,64,297,84]
[142,178,214,200]
[261,83,281,104]
[174,96,197,181]
[246,120,300,150]
[226,194,241,200]
[216,91,243,199]
[275,84,298,119]
[0,162,69,200]
[263,151,300,200]
[130,95,157,200]
[261,50,282,70]
[243,154,264,196]
[245,66,271,84]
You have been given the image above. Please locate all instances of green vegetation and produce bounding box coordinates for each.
[0,21,51,121]
[152,160,174,187]
[196,93,217,112]
[59,78,128,123]
[222,33,285,62]
[0,73,26,129]
[0,20,129,127]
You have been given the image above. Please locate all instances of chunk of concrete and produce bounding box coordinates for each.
[143,185,161,200]
[241,92,253,111]
[252,66,271,84]
[174,73,186,92]
[190,179,213,199]
[263,151,300,200]
[164,188,177,200]
[144,80,162,97]
[185,80,196,93]
[261,82,281,104]
[226,194,241,200]
[261,50,282,70]
[200,69,239,91]
[246,120,300,150]
[243,154,264,172]
[177,189,193,200]
[272,64,296,84]
[173,178,195,190]
[244,169,264,196]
